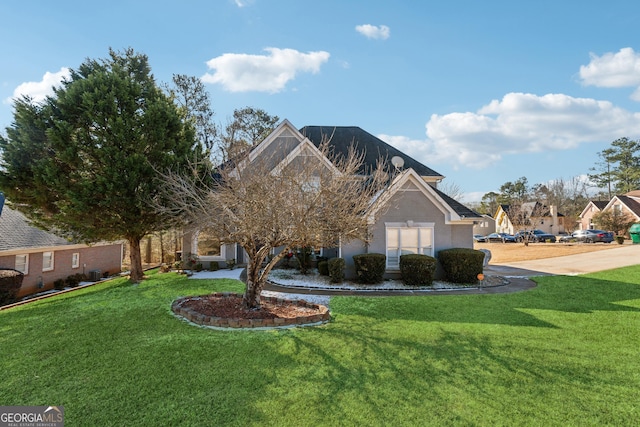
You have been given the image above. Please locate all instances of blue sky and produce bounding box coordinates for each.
[2,0,640,203]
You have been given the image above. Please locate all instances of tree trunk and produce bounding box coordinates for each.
[128,237,144,282]
[241,247,289,309]
[242,259,264,309]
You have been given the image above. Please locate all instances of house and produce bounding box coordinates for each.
[181,119,481,279]
[473,214,496,236]
[579,191,640,232]
[495,202,565,235]
[579,200,609,230]
[0,203,123,298]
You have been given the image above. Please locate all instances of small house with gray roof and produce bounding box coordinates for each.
[182,119,482,280]
[0,203,122,299]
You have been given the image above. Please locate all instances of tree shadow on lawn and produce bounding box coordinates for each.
[328,274,640,328]
[279,324,619,425]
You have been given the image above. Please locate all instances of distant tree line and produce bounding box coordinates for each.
[464,137,640,232]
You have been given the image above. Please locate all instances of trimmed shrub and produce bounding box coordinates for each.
[317,260,329,276]
[438,248,484,284]
[353,253,386,284]
[0,268,24,306]
[327,257,345,283]
[53,278,66,290]
[210,261,220,271]
[65,273,87,288]
[399,254,437,286]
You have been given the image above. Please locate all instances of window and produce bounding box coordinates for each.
[195,228,224,258]
[386,223,434,269]
[42,251,54,271]
[15,254,29,274]
[72,253,80,269]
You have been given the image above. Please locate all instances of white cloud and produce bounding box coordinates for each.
[5,67,70,104]
[380,92,640,170]
[202,48,330,93]
[355,24,390,40]
[579,47,640,99]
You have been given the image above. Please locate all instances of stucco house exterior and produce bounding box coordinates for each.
[0,203,123,298]
[182,119,481,279]
[473,214,496,236]
[495,202,565,235]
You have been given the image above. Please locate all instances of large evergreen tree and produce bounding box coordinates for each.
[0,48,200,282]
[589,137,640,196]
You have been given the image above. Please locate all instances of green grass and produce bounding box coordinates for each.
[1,267,640,426]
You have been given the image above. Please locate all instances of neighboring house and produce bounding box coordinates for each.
[182,119,481,279]
[473,214,496,236]
[579,200,609,230]
[579,191,640,232]
[0,204,123,298]
[495,202,565,235]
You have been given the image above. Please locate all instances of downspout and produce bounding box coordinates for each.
[0,192,4,216]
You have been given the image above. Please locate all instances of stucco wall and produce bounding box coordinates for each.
[0,243,122,298]
[340,181,474,280]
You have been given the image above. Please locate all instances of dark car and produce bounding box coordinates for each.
[485,232,516,243]
[560,229,614,243]
[515,229,557,243]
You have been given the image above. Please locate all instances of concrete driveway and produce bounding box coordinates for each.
[485,244,640,277]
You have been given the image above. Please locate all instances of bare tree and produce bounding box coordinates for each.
[507,202,547,246]
[157,141,390,309]
[438,180,463,202]
[593,209,637,236]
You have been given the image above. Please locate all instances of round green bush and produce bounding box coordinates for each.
[353,253,386,284]
[399,254,437,286]
[438,248,484,284]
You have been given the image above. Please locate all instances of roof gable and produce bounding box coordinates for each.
[605,195,640,220]
[370,168,481,223]
[579,200,608,218]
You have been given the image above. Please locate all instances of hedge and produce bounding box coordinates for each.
[353,253,386,284]
[399,254,437,286]
[437,248,484,284]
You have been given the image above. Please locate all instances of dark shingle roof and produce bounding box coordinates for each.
[591,200,609,210]
[435,188,482,219]
[617,195,640,217]
[0,205,71,251]
[299,126,443,178]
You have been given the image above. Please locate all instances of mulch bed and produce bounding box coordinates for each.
[179,294,323,319]
[172,293,331,329]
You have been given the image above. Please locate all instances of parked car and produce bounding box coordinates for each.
[473,234,487,243]
[559,229,614,243]
[485,232,516,243]
[514,229,557,243]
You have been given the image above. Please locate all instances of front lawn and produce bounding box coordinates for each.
[1,268,639,426]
